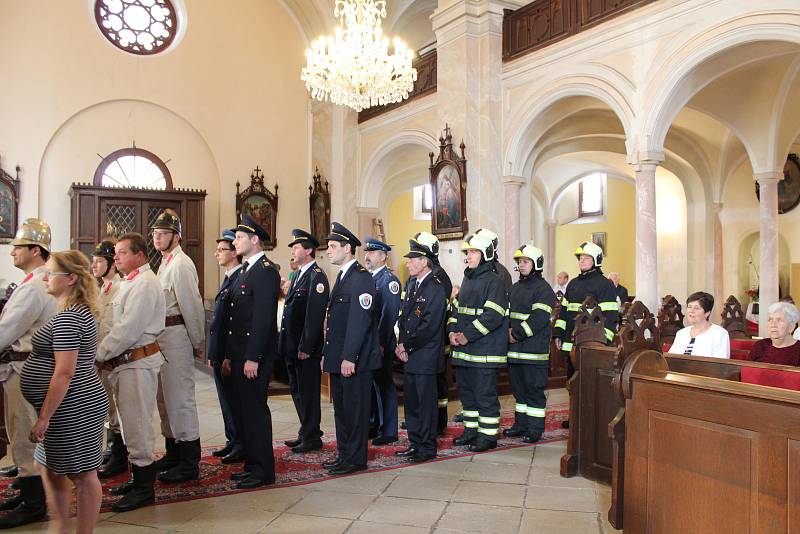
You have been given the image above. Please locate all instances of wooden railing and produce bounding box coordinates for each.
[357,49,437,124]
[502,0,656,62]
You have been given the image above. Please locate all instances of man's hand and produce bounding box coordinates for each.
[449,332,460,346]
[341,359,356,377]
[454,333,468,346]
[243,360,259,379]
[221,358,232,377]
[320,357,325,371]
[508,328,517,343]
[396,343,408,362]
[298,351,310,361]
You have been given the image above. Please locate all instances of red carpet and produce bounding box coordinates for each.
[0,403,567,512]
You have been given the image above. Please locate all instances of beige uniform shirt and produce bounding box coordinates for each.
[96,264,165,369]
[97,275,122,345]
[0,265,57,381]
[157,246,205,349]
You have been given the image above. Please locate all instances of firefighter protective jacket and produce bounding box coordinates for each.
[554,267,619,351]
[508,272,558,365]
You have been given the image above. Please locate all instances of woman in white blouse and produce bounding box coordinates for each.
[668,292,730,358]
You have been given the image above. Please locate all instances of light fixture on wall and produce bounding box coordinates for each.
[301,0,417,112]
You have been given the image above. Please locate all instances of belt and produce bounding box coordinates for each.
[0,350,30,363]
[106,342,161,370]
[165,315,185,327]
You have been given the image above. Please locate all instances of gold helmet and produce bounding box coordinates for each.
[575,241,603,267]
[11,218,51,252]
[513,242,544,271]
[461,233,495,262]
[151,210,182,237]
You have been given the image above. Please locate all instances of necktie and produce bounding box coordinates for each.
[335,270,343,288]
[241,261,249,274]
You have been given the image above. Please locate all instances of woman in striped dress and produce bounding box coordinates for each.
[20,250,108,534]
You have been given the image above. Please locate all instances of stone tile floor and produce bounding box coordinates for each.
[4,369,618,533]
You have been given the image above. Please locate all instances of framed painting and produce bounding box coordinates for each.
[236,166,278,249]
[429,125,468,240]
[591,231,607,255]
[308,167,330,250]
[755,153,800,214]
[0,156,20,242]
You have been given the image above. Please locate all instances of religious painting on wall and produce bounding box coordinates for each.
[0,156,20,242]
[429,125,468,240]
[755,153,800,214]
[236,166,278,250]
[309,167,330,250]
[591,232,607,255]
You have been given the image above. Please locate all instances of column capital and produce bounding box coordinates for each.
[712,201,724,212]
[633,160,662,173]
[502,175,525,187]
[753,171,783,184]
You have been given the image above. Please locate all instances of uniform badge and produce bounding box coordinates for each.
[316,283,325,294]
[414,307,422,317]
[388,281,400,294]
[359,293,373,309]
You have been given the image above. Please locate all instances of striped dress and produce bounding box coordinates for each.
[20,304,108,474]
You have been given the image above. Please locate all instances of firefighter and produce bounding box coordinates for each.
[504,243,557,443]
[475,228,512,298]
[447,233,508,452]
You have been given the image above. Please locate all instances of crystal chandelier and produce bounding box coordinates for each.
[301,0,417,112]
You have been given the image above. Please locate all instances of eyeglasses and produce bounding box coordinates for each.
[215,247,235,253]
[152,230,173,237]
[46,271,70,278]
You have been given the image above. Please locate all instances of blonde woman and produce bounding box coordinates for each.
[20,250,108,534]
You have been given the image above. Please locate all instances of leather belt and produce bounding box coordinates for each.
[0,350,30,363]
[165,315,185,327]
[106,342,161,370]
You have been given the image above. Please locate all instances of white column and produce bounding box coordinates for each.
[755,172,782,336]
[503,175,525,277]
[633,160,661,313]
[545,218,557,285]
[712,201,724,320]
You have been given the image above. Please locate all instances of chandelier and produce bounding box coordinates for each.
[301,0,417,112]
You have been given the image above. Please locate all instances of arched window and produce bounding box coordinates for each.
[94,0,179,55]
[93,147,173,190]
[579,173,605,218]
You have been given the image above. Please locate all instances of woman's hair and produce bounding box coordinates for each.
[768,301,799,326]
[686,291,714,317]
[50,250,100,318]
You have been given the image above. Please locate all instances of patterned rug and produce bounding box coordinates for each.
[0,403,568,512]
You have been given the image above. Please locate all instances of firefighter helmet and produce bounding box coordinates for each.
[411,232,439,258]
[461,233,495,262]
[574,241,603,267]
[513,243,544,271]
[93,240,116,261]
[151,210,182,237]
[11,218,51,252]
[475,228,499,254]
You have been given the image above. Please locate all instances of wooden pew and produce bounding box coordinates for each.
[620,350,800,533]
[721,294,750,339]
[547,300,568,389]
[656,294,684,346]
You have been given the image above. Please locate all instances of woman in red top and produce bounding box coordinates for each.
[748,302,800,366]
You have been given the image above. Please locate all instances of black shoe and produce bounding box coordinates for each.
[452,433,476,446]
[468,438,497,453]
[230,470,252,481]
[0,494,23,512]
[283,438,302,448]
[561,420,569,429]
[410,452,436,463]
[0,465,17,478]
[108,478,134,496]
[327,463,367,476]
[158,439,201,483]
[98,432,128,479]
[291,440,323,453]
[400,421,407,430]
[111,463,156,513]
[235,477,274,489]
[502,427,526,437]
[372,436,398,446]
[523,432,543,444]
[394,447,418,458]
[321,457,341,469]
[221,450,246,464]
[153,438,180,471]
[212,443,234,458]
[0,476,46,529]
[368,428,379,439]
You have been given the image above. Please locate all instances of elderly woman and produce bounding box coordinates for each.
[749,301,800,366]
[20,251,108,534]
[668,291,730,358]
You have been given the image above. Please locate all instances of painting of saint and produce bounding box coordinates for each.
[243,194,275,245]
[311,195,328,248]
[435,164,461,230]
[0,181,15,238]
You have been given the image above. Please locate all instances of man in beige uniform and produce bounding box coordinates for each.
[0,219,56,529]
[150,211,205,483]
[91,239,128,479]
[96,233,165,513]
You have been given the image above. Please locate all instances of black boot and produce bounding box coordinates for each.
[158,439,201,483]
[452,430,477,446]
[0,466,18,478]
[153,438,179,471]
[0,493,22,512]
[98,432,128,479]
[0,476,46,529]
[111,463,156,513]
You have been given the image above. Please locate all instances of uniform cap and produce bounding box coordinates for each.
[326,222,361,248]
[11,218,51,252]
[288,228,319,249]
[236,214,270,242]
[216,229,236,243]
[364,238,391,252]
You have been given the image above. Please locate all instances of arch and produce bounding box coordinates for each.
[504,74,635,176]
[736,229,791,300]
[92,146,174,189]
[359,129,439,208]
[548,169,634,220]
[642,14,800,161]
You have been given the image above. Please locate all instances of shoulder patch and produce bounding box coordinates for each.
[388,280,400,294]
[359,293,373,309]
[313,266,322,273]
[357,265,367,272]
[316,283,325,294]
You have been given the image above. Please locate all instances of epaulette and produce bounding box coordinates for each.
[357,265,367,272]
[313,266,322,273]
[432,275,442,285]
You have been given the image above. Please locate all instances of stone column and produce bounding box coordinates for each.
[503,175,525,277]
[711,201,724,321]
[633,159,661,313]
[545,218,557,285]
[755,171,782,336]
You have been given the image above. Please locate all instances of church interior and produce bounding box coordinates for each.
[2,0,800,532]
